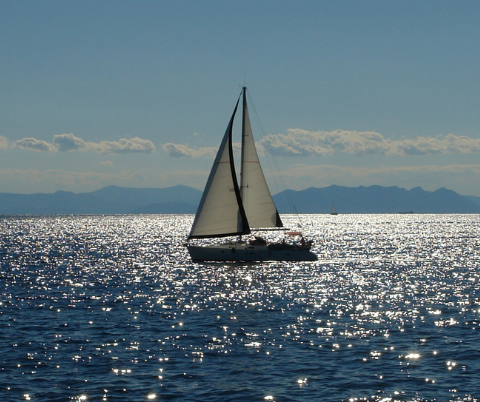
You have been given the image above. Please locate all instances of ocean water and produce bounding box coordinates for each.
[1,214,479,402]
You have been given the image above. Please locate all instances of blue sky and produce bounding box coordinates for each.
[1,1,480,196]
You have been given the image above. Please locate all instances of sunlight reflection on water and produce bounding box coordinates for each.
[1,214,479,401]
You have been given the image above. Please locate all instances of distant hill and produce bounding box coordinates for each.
[0,185,202,215]
[0,184,479,215]
[274,185,480,214]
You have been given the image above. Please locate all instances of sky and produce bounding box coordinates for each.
[1,1,480,196]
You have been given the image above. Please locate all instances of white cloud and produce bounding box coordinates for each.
[260,129,480,157]
[12,134,156,154]
[162,143,217,158]
[52,133,89,151]
[95,137,156,154]
[13,138,57,152]
[259,131,334,156]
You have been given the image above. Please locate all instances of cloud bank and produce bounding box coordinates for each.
[162,130,480,158]
[260,130,480,157]
[12,133,155,154]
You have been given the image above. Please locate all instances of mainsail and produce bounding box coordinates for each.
[188,97,249,239]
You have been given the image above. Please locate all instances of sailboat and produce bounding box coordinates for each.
[186,87,317,262]
[330,203,338,215]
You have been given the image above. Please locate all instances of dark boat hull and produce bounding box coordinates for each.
[187,242,317,262]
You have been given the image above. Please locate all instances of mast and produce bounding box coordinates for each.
[240,87,247,197]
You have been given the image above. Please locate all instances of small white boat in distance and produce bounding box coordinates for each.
[186,87,316,262]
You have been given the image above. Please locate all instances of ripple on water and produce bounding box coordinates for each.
[1,214,480,401]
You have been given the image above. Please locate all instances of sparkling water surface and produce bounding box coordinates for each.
[1,214,479,401]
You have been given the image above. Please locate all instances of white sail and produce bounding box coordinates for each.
[240,88,283,229]
[188,98,249,239]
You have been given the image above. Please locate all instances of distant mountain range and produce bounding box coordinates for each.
[0,184,479,215]
[274,185,480,214]
[0,185,201,215]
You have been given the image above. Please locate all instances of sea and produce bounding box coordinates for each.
[1,214,479,402]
